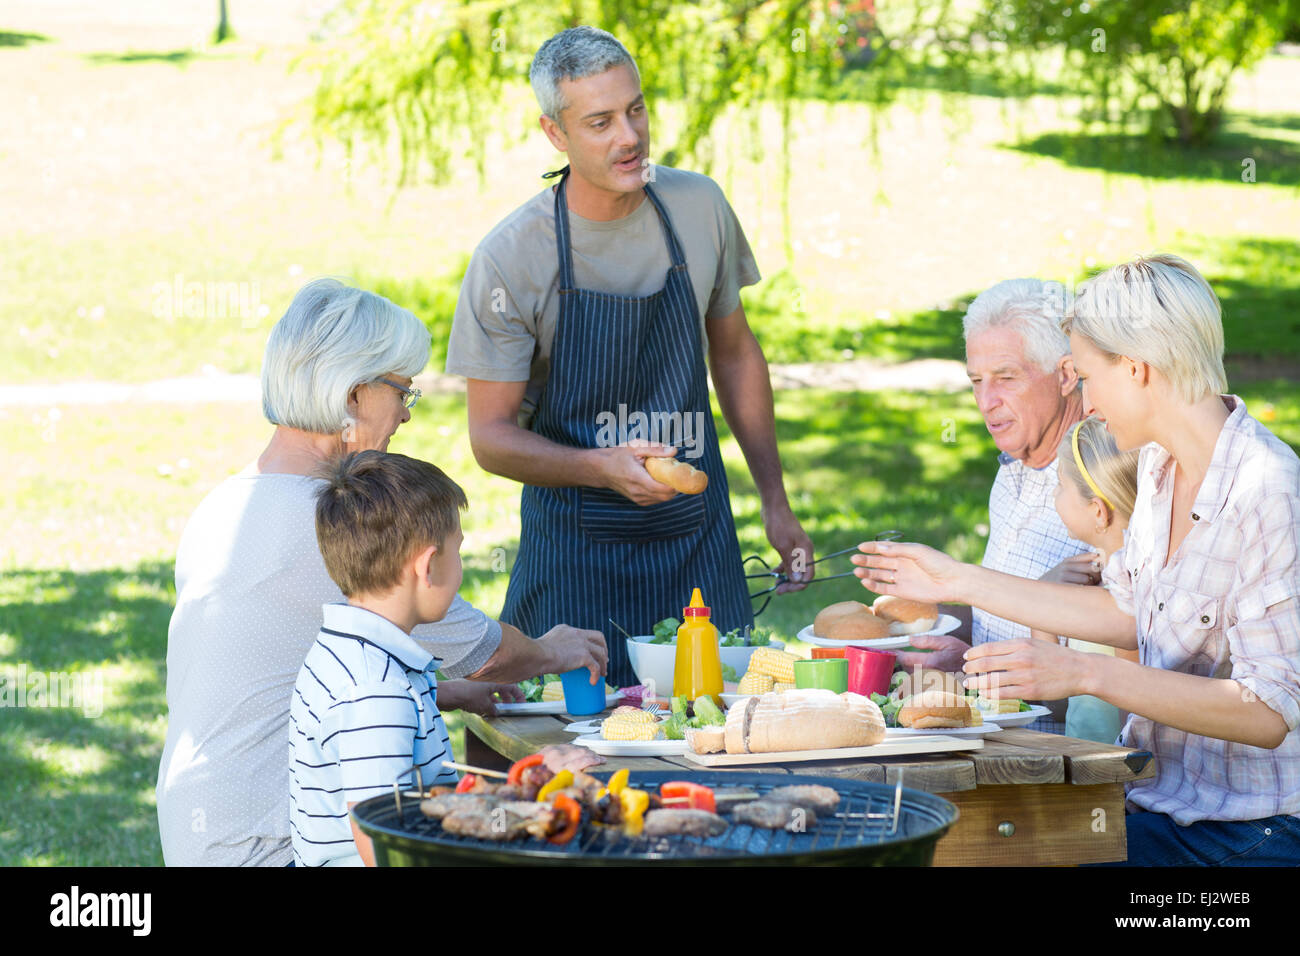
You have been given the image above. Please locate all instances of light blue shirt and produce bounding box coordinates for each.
[290,603,459,866]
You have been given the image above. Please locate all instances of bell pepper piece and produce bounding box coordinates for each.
[454,774,477,794]
[536,768,573,803]
[660,781,716,813]
[506,752,545,786]
[620,787,650,836]
[548,793,582,845]
[607,767,630,796]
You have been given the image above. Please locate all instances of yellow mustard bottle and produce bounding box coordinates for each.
[672,587,723,705]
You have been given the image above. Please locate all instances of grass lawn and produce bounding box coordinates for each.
[3,4,1299,867]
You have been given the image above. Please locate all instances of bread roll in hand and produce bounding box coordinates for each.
[644,457,708,495]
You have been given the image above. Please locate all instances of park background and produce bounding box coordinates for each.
[1,0,1297,865]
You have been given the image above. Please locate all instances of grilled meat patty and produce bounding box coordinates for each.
[731,799,820,831]
[764,784,841,814]
[420,793,499,820]
[643,809,728,838]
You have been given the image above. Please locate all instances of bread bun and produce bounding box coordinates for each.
[822,610,891,642]
[813,601,869,637]
[726,689,886,753]
[898,690,973,728]
[871,595,939,636]
[644,457,708,494]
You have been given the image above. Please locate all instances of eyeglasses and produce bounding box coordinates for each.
[376,378,422,410]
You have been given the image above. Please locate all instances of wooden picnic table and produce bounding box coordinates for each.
[461,711,1156,866]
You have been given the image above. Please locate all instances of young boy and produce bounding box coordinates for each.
[290,450,468,867]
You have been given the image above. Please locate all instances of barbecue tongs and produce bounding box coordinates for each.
[744,531,902,616]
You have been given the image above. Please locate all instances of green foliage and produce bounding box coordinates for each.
[972,0,1300,145]
[357,257,470,372]
[296,0,959,189]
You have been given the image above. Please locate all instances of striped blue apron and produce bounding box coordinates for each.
[500,171,752,687]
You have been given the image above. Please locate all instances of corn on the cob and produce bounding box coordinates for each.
[737,671,775,695]
[748,647,798,683]
[772,681,795,693]
[608,705,656,724]
[541,681,565,702]
[600,715,662,741]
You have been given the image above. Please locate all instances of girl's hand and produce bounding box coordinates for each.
[1039,552,1102,586]
[852,540,965,605]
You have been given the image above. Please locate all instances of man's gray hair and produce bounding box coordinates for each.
[962,278,1070,374]
[529,26,638,126]
[261,278,430,434]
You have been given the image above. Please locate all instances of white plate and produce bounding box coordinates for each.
[796,613,961,649]
[572,734,689,756]
[493,691,623,716]
[978,704,1052,728]
[720,693,751,708]
[884,723,999,738]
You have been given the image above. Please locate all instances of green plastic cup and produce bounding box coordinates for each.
[793,658,848,693]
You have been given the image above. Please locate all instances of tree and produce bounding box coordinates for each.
[972,0,1300,145]
[214,1,234,44]
[296,0,958,192]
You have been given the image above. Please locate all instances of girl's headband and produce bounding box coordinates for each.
[1071,423,1115,511]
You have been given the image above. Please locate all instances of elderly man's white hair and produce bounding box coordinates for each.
[261,278,430,434]
[962,278,1070,374]
[529,26,639,128]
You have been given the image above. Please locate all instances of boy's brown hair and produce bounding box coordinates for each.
[315,451,467,597]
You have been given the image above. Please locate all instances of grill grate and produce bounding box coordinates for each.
[353,770,958,866]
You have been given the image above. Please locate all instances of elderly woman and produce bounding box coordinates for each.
[856,254,1300,866]
[157,278,606,867]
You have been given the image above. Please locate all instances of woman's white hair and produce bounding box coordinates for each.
[529,26,638,128]
[1063,254,1227,404]
[261,278,430,434]
[962,278,1071,374]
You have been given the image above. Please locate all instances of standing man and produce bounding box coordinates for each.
[446,26,813,686]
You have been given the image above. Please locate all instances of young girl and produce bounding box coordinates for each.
[855,254,1300,866]
[1030,417,1142,744]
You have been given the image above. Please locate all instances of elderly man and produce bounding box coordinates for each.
[896,278,1089,733]
[446,26,813,686]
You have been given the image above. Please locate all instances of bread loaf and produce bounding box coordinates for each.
[724,690,886,754]
[685,725,726,754]
[644,457,708,494]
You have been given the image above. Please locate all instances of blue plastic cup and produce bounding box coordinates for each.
[560,668,606,716]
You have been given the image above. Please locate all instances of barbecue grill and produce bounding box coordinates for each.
[351,769,959,866]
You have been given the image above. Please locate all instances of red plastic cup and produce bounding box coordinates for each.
[810,647,847,660]
[847,646,897,697]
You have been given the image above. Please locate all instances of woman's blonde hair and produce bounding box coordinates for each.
[1063,253,1227,404]
[1057,417,1141,520]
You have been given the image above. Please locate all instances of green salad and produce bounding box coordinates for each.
[646,618,773,647]
[661,693,727,740]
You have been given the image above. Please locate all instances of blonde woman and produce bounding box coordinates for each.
[855,254,1300,866]
[1030,417,1142,743]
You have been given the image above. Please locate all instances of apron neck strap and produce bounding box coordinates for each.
[552,170,688,292]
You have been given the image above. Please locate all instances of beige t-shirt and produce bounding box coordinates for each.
[445,165,761,426]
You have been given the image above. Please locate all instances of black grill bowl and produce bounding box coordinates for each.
[352,770,958,867]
